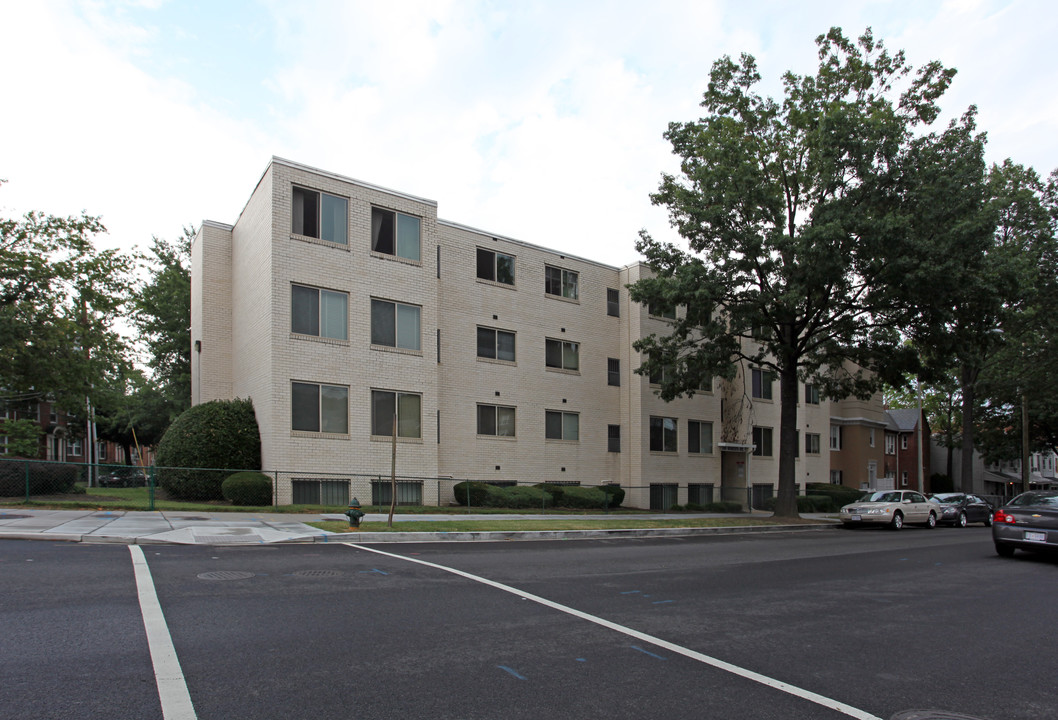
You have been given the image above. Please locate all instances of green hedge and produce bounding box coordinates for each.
[221,472,273,506]
[701,501,744,513]
[806,482,864,508]
[761,494,839,513]
[0,460,81,496]
[600,484,625,508]
[457,482,609,510]
[156,398,261,501]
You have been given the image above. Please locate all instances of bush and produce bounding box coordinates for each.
[453,481,491,506]
[221,472,273,506]
[762,495,838,513]
[0,460,81,496]
[685,502,704,511]
[600,484,625,508]
[558,486,607,509]
[156,398,261,500]
[806,482,864,508]
[497,486,552,509]
[668,503,684,512]
[534,483,567,505]
[481,484,509,507]
[702,501,743,513]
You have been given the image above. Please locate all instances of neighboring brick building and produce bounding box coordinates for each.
[883,408,932,493]
[0,398,127,465]
[191,157,886,508]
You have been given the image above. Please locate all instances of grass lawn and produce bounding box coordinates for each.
[308,517,830,533]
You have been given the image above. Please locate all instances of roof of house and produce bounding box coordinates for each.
[886,408,921,432]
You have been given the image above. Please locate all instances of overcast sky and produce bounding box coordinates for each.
[1,0,1054,268]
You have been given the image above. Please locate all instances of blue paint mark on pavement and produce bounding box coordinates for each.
[358,568,389,575]
[631,646,667,660]
[498,665,526,679]
[620,590,641,595]
[652,600,673,605]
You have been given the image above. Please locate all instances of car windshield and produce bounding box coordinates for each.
[932,494,964,504]
[1007,493,1058,508]
[859,492,902,503]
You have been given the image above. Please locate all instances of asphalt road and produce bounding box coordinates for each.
[2,526,1055,720]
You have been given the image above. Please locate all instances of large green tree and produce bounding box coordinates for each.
[130,228,192,429]
[630,28,973,517]
[0,186,134,412]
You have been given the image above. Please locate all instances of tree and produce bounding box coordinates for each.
[0,186,134,412]
[0,418,43,458]
[629,28,967,517]
[886,371,962,479]
[130,228,192,429]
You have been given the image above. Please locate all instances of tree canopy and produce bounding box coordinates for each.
[630,28,973,516]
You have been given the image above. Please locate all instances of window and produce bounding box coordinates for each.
[830,425,842,450]
[650,303,676,320]
[67,438,82,456]
[699,377,713,393]
[649,365,669,385]
[545,338,579,371]
[830,470,843,485]
[292,284,348,340]
[901,434,908,450]
[688,483,714,505]
[477,404,516,437]
[0,436,6,454]
[805,433,821,454]
[476,248,514,285]
[649,416,678,453]
[606,288,619,317]
[607,358,620,386]
[752,426,773,456]
[885,433,896,455]
[292,382,349,434]
[371,390,422,438]
[901,471,909,487]
[545,410,579,441]
[293,478,350,506]
[545,265,578,300]
[371,299,421,351]
[607,424,621,452]
[96,441,107,461]
[292,187,347,245]
[477,327,516,362]
[688,420,712,454]
[751,368,773,400]
[371,207,421,261]
[805,384,820,405]
[869,429,875,447]
[371,479,423,505]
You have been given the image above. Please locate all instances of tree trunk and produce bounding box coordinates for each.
[774,362,800,518]
[960,363,976,493]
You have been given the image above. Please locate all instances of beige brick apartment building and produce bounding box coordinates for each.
[191,157,897,508]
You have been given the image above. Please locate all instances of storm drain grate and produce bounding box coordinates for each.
[292,569,342,578]
[197,571,256,581]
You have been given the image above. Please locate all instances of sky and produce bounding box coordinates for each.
[1,0,1055,268]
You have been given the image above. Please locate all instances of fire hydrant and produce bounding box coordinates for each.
[344,498,366,529]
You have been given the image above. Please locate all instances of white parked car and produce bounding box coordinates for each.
[839,490,938,530]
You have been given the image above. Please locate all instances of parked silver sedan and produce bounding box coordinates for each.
[839,490,938,530]
[992,491,1058,557]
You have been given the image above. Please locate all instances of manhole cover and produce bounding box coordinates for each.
[292,569,342,578]
[0,514,30,519]
[197,571,255,581]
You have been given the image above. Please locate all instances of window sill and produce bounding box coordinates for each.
[370,435,423,444]
[370,344,424,357]
[370,250,422,267]
[477,357,517,367]
[545,367,580,376]
[291,430,350,440]
[290,232,349,251]
[751,397,774,403]
[545,438,580,445]
[544,293,580,304]
[290,333,350,346]
[476,278,516,290]
[476,434,517,441]
[649,451,679,456]
[687,451,715,457]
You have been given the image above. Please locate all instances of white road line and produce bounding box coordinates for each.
[345,543,882,720]
[128,546,198,720]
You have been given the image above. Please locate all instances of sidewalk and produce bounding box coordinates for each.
[0,507,836,545]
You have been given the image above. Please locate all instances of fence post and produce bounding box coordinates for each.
[148,466,155,511]
[274,470,279,507]
[24,460,30,503]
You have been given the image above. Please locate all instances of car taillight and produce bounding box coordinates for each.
[993,510,1016,524]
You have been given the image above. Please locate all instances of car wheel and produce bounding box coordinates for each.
[926,512,937,529]
[891,512,904,530]
[956,511,967,528]
[995,543,1015,558]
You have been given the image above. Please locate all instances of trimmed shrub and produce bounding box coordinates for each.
[558,486,607,509]
[481,484,509,507]
[453,481,491,506]
[156,398,261,501]
[498,486,552,509]
[0,460,81,496]
[685,502,704,511]
[702,501,743,513]
[806,482,863,509]
[762,495,837,513]
[534,483,567,505]
[669,503,684,512]
[221,472,273,506]
[600,484,625,509]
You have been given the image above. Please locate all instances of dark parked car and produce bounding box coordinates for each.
[992,491,1058,557]
[929,493,993,527]
[97,467,146,488]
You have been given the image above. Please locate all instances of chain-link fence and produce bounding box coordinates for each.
[2,457,770,512]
